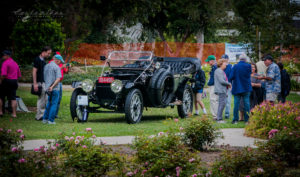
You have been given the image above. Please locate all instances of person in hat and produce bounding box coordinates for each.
[229,53,252,124]
[48,51,70,119]
[221,54,232,119]
[205,55,218,120]
[257,54,281,104]
[42,54,63,124]
[0,50,21,117]
[33,46,52,121]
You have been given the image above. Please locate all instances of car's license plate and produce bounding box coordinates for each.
[98,77,114,83]
[77,95,88,106]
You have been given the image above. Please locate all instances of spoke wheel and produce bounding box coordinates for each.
[125,89,143,124]
[177,84,193,118]
[70,88,89,122]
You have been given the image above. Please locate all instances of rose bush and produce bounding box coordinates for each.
[245,101,300,139]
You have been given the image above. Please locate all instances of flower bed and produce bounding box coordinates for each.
[245,101,300,139]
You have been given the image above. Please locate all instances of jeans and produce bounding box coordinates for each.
[233,92,250,122]
[55,83,62,117]
[43,90,60,123]
[217,93,227,120]
[225,89,232,118]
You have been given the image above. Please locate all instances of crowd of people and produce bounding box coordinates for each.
[0,47,292,125]
[193,53,291,124]
[0,47,68,124]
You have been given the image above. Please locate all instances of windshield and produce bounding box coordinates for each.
[105,51,153,69]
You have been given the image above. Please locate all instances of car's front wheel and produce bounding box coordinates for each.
[125,89,143,124]
[177,84,193,118]
[70,88,89,122]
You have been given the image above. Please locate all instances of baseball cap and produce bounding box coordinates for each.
[205,55,216,62]
[221,54,229,59]
[54,54,65,63]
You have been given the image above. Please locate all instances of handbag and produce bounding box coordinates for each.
[31,84,42,96]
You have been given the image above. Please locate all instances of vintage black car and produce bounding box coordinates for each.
[70,51,201,124]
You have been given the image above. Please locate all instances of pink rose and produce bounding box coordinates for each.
[76,136,81,140]
[0,128,3,131]
[55,143,60,147]
[20,134,25,139]
[75,140,80,144]
[34,148,39,152]
[192,174,197,177]
[189,158,195,163]
[142,169,147,175]
[126,172,134,176]
[158,132,164,136]
[18,158,26,163]
[174,118,179,122]
[179,127,184,131]
[161,168,165,172]
[92,135,96,138]
[11,147,18,152]
[69,137,74,141]
[51,146,56,151]
[72,132,76,135]
[257,168,264,173]
[17,129,23,133]
[85,128,92,132]
[7,129,11,133]
[64,136,69,140]
[82,145,87,148]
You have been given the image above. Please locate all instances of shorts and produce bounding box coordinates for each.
[2,79,18,100]
[196,89,203,94]
[266,92,278,102]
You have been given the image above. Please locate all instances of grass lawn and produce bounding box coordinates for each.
[0,87,299,140]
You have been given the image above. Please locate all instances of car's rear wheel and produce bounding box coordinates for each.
[125,89,143,124]
[177,84,193,118]
[70,88,89,122]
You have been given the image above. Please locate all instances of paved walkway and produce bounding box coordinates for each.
[22,128,263,150]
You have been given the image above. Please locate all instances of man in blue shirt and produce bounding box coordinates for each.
[221,54,232,119]
[257,55,281,104]
[229,54,252,124]
[206,55,218,119]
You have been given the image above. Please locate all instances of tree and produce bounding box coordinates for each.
[11,19,65,65]
[232,0,300,60]
[132,0,225,56]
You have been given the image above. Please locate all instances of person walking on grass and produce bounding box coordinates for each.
[214,59,231,123]
[193,66,207,115]
[221,54,232,119]
[206,55,218,120]
[257,55,281,104]
[229,53,252,124]
[42,54,63,125]
[33,46,52,121]
[0,50,21,118]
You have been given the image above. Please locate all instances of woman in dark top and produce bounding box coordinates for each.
[250,63,262,109]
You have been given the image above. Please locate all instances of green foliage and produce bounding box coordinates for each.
[291,79,300,91]
[131,131,201,176]
[211,129,300,177]
[232,0,300,58]
[11,18,65,65]
[257,129,300,167]
[245,101,300,139]
[283,60,300,75]
[182,118,222,151]
[211,147,286,177]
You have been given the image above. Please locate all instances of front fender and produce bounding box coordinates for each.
[71,81,82,88]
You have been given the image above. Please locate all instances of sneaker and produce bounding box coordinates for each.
[48,121,56,125]
[225,115,229,119]
[42,119,48,124]
[35,118,43,121]
[194,113,199,116]
[217,120,226,123]
[231,121,238,124]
